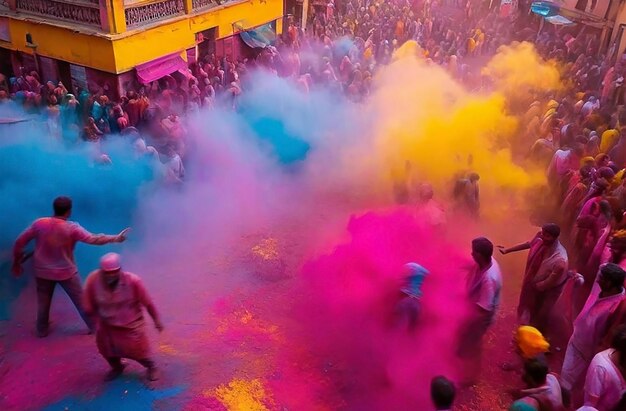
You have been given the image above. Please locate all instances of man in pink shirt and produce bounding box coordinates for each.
[12,196,129,337]
[84,253,163,381]
[561,263,626,392]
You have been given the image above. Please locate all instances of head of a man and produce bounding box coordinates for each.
[611,324,626,359]
[572,143,586,159]
[598,263,626,295]
[430,376,455,410]
[610,231,626,262]
[540,223,560,246]
[53,196,72,218]
[522,357,549,389]
[100,253,122,288]
[471,237,493,267]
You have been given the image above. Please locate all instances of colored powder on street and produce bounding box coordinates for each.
[211,378,273,411]
[0,37,565,411]
[251,238,280,261]
[290,208,476,409]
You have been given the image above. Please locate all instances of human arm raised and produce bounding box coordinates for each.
[73,225,130,245]
[497,241,531,255]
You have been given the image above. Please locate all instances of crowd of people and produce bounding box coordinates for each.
[0,0,526,164]
[7,0,626,409]
[317,1,626,410]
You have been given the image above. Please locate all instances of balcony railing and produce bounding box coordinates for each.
[7,0,244,32]
[15,0,101,28]
[125,0,185,29]
[192,0,219,10]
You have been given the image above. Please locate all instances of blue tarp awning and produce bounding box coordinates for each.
[239,23,276,49]
[530,1,604,25]
[546,15,575,25]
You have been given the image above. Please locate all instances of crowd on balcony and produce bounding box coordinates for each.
[6,0,626,408]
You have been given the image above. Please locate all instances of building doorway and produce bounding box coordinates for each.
[285,0,303,24]
[57,61,74,93]
[0,48,11,79]
[196,27,217,63]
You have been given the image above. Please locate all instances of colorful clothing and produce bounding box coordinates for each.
[458,258,503,359]
[84,270,159,360]
[518,234,568,326]
[584,349,626,411]
[600,129,619,154]
[516,373,564,410]
[467,257,503,315]
[562,289,625,389]
[13,217,119,281]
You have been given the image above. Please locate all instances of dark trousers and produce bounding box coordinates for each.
[36,274,93,333]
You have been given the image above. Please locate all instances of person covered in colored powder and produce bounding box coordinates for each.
[416,183,446,227]
[508,328,558,383]
[516,326,551,361]
[453,172,480,217]
[84,253,163,381]
[584,324,626,411]
[163,144,185,185]
[12,196,129,337]
[599,231,626,347]
[561,263,626,393]
[502,325,552,372]
[509,357,566,411]
[498,223,568,334]
[430,375,456,410]
[457,237,502,385]
[394,262,429,332]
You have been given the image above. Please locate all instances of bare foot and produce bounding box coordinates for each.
[104,364,126,381]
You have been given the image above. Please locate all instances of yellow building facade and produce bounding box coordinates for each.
[0,0,284,96]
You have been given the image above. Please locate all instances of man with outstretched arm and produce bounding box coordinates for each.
[12,196,129,337]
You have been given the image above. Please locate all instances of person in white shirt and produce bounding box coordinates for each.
[584,324,626,411]
[509,357,565,410]
[416,183,446,228]
[163,144,184,184]
[561,263,626,391]
[457,237,503,384]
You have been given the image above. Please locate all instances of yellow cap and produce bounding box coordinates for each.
[516,326,550,359]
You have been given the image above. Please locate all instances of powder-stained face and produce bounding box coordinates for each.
[540,230,557,246]
[610,243,626,262]
[102,269,121,287]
